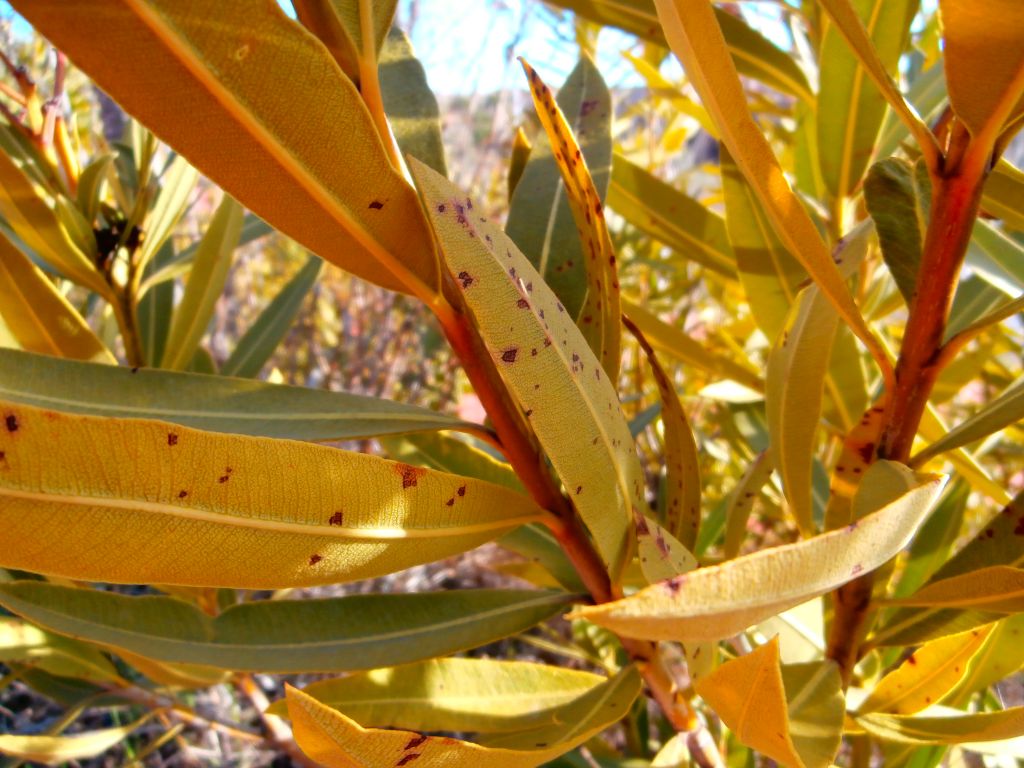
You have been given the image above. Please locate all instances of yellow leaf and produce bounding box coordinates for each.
[0,232,113,364]
[0,400,549,587]
[520,59,621,379]
[9,0,441,300]
[940,0,1024,147]
[651,0,889,380]
[885,566,1024,612]
[625,315,701,548]
[286,667,641,768]
[570,462,944,642]
[635,512,697,584]
[859,624,994,715]
[0,714,153,764]
[695,637,805,768]
[410,159,641,579]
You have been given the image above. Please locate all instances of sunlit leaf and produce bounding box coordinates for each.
[0,399,549,587]
[0,713,153,765]
[0,581,572,672]
[782,661,845,768]
[0,616,120,682]
[411,159,641,578]
[885,566,1024,613]
[857,706,1024,745]
[572,462,943,642]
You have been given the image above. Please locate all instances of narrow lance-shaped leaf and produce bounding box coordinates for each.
[508,126,532,201]
[767,223,871,536]
[161,194,244,370]
[859,625,994,715]
[857,706,1024,746]
[721,144,806,341]
[542,0,813,101]
[608,154,735,277]
[0,581,573,673]
[0,348,474,442]
[134,153,199,275]
[982,159,1024,231]
[10,0,440,298]
[0,232,113,364]
[520,60,621,378]
[222,256,322,378]
[0,617,120,683]
[570,462,945,642]
[379,26,447,175]
[723,450,774,560]
[507,57,613,323]
[944,613,1024,706]
[0,714,153,765]
[816,0,918,199]
[884,566,1024,613]
[286,667,641,768]
[652,0,887,373]
[410,159,642,579]
[0,399,549,587]
[292,0,397,85]
[268,658,606,732]
[624,315,701,548]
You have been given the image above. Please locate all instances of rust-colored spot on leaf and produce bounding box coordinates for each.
[907,654,917,665]
[395,463,426,489]
[218,475,230,483]
[436,203,446,213]
[178,490,188,498]
[457,270,474,288]
[457,485,466,497]
[1014,517,1024,536]
[664,576,684,594]
[309,554,322,566]
[329,511,345,526]
[446,498,455,507]
[397,754,421,766]
[856,442,876,464]
[4,414,17,433]
[167,433,179,446]
[516,298,529,309]
[368,200,384,210]
[404,735,428,751]
[501,347,519,363]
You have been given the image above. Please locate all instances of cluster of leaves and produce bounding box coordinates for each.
[0,0,1023,766]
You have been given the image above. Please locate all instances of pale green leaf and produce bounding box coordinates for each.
[135,153,199,274]
[782,661,845,768]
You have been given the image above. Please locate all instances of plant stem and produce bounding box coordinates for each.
[357,0,401,170]
[825,135,991,685]
[111,287,145,367]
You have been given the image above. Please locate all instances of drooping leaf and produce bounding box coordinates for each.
[608,154,735,277]
[520,59,621,378]
[0,714,153,765]
[912,377,1024,465]
[652,0,886,368]
[0,348,474,441]
[625,316,700,547]
[885,566,1024,613]
[720,145,806,341]
[0,232,113,364]
[0,581,572,672]
[507,57,613,322]
[939,0,1024,145]
[161,195,244,370]
[411,159,641,579]
[570,462,944,642]
[0,399,549,587]
[222,256,321,378]
[816,0,918,198]
[286,666,641,768]
[544,0,812,101]
[864,158,927,304]
[10,0,441,298]
[379,26,447,175]
[781,661,845,768]
[268,658,605,732]
[858,625,994,714]
[693,637,805,768]
[857,706,1024,745]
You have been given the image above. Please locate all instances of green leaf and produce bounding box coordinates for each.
[379,26,447,176]
[286,666,641,768]
[572,462,944,642]
[864,158,926,304]
[876,62,947,160]
[0,348,473,442]
[967,218,1024,297]
[543,0,812,101]
[411,159,642,579]
[508,127,531,201]
[723,450,773,560]
[766,224,872,535]
[0,398,548,587]
[983,160,1024,231]
[74,153,116,225]
[135,153,199,275]
[10,0,440,298]
[892,479,969,599]
[857,706,1024,745]
[608,154,735,277]
[137,242,176,367]
[269,658,606,732]
[161,195,243,370]
[507,57,613,321]
[0,714,153,765]
[816,0,918,198]
[0,232,113,364]
[782,661,845,768]
[913,377,1024,465]
[721,144,806,341]
[0,581,572,673]
[222,256,321,378]
[0,617,120,682]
